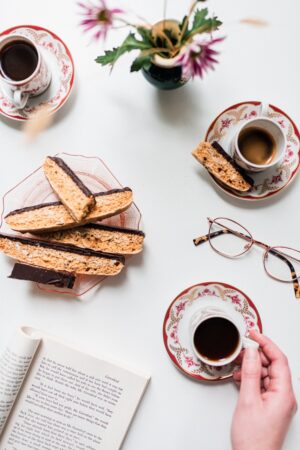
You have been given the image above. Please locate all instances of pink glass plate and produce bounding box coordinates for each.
[0,153,142,296]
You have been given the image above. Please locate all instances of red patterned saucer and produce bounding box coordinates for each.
[0,25,74,121]
[205,101,300,201]
[0,153,142,296]
[163,282,262,382]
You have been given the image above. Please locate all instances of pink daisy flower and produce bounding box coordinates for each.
[78,0,124,41]
[176,36,224,79]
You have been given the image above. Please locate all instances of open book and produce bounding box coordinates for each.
[0,327,150,450]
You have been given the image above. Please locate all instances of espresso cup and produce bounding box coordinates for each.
[232,117,286,173]
[0,34,51,109]
[190,300,258,367]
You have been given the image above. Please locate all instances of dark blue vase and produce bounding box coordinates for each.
[142,63,188,90]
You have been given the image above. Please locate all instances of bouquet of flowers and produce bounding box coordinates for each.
[79,0,223,82]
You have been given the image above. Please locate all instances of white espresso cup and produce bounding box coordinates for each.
[0,34,51,109]
[190,299,258,367]
[232,117,286,173]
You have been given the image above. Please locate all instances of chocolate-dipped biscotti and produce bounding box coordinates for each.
[5,188,133,233]
[192,141,254,192]
[0,234,125,276]
[44,156,95,222]
[40,224,145,255]
[9,263,76,288]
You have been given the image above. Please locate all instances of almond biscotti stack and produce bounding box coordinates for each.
[1,156,145,290]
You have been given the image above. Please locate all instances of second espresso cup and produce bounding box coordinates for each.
[232,117,286,173]
[0,34,51,109]
[190,300,258,367]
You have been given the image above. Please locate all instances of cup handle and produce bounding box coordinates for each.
[242,336,259,349]
[260,102,269,117]
[13,90,29,109]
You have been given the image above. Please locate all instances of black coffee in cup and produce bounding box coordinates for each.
[193,317,240,361]
[0,40,38,81]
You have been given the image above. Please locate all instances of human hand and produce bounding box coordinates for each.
[231,330,297,450]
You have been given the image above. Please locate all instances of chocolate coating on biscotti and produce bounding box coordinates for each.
[44,157,96,222]
[84,223,145,236]
[39,223,145,255]
[211,142,254,186]
[5,188,133,233]
[0,233,125,261]
[0,233,125,276]
[9,263,76,288]
[5,188,132,218]
[192,141,253,192]
[48,157,94,197]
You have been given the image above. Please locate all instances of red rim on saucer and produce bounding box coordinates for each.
[0,25,75,121]
[163,281,262,382]
[205,101,300,201]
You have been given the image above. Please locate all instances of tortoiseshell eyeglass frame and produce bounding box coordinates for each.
[193,217,300,299]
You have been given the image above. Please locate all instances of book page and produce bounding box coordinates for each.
[0,337,149,450]
[0,327,41,435]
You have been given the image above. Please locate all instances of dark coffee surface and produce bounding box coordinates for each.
[238,127,276,165]
[194,317,240,361]
[0,41,38,81]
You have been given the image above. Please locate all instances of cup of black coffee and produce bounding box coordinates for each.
[0,34,51,109]
[190,301,257,366]
[231,117,286,173]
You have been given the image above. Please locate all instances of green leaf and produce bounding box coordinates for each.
[95,32,152,67]
[130,54,152,72]
[137,27,153,46]
[96,48,119,66]
[179,15,188,31]
[182,8,222,40]
[192,7,209,29]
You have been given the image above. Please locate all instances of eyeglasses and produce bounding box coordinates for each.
[193,217,300,299]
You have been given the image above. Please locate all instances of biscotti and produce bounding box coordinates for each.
[44,156,95,222]
[39,223,145,255]
[9,263,76,288]
[0,234,125,276]
[192,141,254,192]
[5,188,133,233]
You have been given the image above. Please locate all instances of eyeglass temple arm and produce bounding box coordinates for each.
[268,248,300,299]
[193,230,300,299]
[193,230,228,246]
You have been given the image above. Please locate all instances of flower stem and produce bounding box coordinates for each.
[115,17,140,28]
[188,23,218,39]
[163,0,168,20]
[179,0,198,46]
[142,47,173,56]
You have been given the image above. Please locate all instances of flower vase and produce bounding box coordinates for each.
[142,20,189,90]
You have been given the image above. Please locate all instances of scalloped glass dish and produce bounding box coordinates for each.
[0,153,142,296]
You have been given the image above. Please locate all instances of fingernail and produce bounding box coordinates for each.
[245,347,258,360]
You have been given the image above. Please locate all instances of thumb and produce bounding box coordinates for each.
[239,347,262,405]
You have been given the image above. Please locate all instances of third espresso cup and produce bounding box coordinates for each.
[190,301,258,367]
[0,34,51,109]
[232,117,286,173]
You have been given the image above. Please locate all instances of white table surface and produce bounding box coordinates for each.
[1,1,300,449]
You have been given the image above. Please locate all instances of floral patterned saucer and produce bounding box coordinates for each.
[0,25,74,121]
[205,101,300,201]
[163,282,262,382]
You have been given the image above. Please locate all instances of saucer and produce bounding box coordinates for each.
[0,153,142,296]
[0,25,74,121]
[163,282,262,382]
[205,101,300,201]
